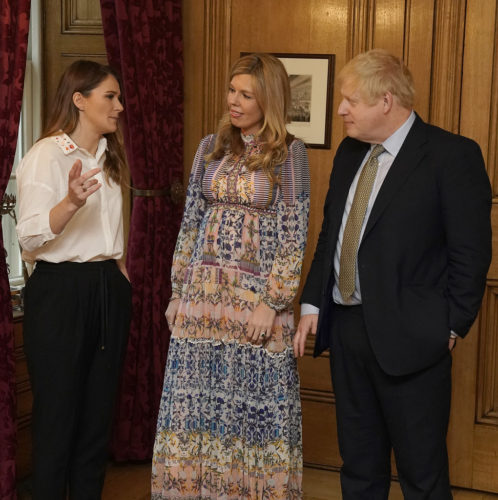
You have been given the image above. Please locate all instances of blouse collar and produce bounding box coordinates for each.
[241,132,256,144]
[53,132,108,161]
[53,133,78,155]
[240,132,262,154]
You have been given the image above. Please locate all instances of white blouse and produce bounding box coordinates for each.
[16,133,124,264]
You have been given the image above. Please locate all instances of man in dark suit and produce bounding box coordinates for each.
[294,49,492,499]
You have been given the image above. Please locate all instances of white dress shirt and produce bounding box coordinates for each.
[302,112,416,315]
[16,133,124,264]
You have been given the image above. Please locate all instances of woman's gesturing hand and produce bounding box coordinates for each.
[66,159,101,209]
[49,159,102,235]
[247,302,276,344]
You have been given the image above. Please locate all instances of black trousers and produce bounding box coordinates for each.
[23,260,132,500]
[329,304,452,500]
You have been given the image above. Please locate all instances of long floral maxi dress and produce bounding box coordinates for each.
[152,133,310,499]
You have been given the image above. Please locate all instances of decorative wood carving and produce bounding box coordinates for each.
[56,52,108,80]
[347,0,375,59]
[429,0,465,132]
[201,0,232,136]
[403,0,414,63]
[60,52,107,62]
[62,0,103,34]
[477,283,498,424]
[301,388,336,405]
[403,0,435,121]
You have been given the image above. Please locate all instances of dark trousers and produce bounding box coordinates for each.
[23,260,132,500]
[329,304,452,500]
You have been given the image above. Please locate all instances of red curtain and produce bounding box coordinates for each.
[0,0,31,497]
[100,0,183,460]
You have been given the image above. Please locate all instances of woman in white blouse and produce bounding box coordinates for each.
[16,60,131,500]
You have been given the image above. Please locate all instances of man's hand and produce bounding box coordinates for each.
[449,337,457,351]
[293,314,318,357]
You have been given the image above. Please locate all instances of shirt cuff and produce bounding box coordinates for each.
[38,210,56,242]
[450,331,459,339]
[301,303,320,316]
[18,211,57,252]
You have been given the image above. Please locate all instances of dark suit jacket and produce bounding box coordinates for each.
[301,114,492,376]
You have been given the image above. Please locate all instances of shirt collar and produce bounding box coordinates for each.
[53,132,108,161]
[53,133,78,155]
[95,136,108,161]
[381,110,416,157]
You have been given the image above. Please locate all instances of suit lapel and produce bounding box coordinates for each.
[328,141,369,243]
[362,115,428,240]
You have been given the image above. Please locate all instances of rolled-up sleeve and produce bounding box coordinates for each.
[16,148,61,252]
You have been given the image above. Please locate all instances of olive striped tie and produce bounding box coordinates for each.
[338,144,385,302]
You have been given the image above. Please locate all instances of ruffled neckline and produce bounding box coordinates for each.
[241,133,262,154]
[241,133,256,144]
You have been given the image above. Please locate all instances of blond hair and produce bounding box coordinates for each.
[338,49,414,108]
[207,53,293,180]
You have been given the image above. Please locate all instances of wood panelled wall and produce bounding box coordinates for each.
[183,0,498,493]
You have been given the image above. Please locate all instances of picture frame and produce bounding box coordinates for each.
[241,52,335,149]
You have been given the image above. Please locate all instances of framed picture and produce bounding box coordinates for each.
[274,53,335,149]
[241,52,335,149]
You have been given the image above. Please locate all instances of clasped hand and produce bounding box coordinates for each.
[246,302,276,344]
[165,298,180,330]
[164,300,276,345]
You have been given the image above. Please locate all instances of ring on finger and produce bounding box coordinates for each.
[260,331,266,338]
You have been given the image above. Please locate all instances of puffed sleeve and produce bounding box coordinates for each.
[261,139,310,310]
[16,143,62,252]
[170,135,215,299]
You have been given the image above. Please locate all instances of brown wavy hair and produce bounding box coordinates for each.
[207,53,294,181]
[41,60,127,185]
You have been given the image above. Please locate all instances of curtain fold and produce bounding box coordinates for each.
[100,0,183,460]
[0,0,31,497]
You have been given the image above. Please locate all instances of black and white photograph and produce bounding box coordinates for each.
[274,53,335,148]
[289,74,312,122]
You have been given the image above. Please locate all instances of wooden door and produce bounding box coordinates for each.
[183,0,498,493]
[448,0,498,492]
[43,0,107,118]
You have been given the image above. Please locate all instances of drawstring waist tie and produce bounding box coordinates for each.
[35,260,116,350]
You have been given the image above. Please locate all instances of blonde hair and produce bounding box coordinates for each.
[207,53,293,180]
[338,49,414,108]
[41,60,127,185]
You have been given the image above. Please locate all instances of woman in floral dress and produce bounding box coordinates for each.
[152,53,310,499]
